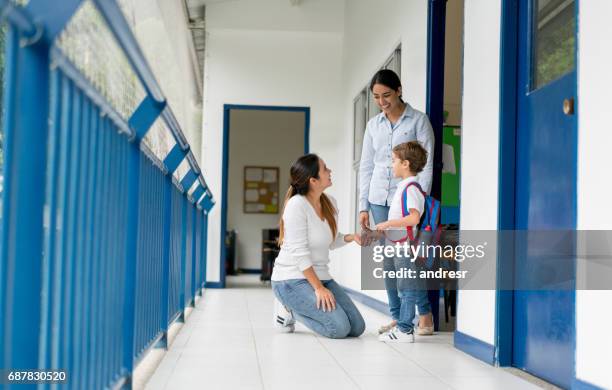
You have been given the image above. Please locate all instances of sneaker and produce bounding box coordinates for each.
[416,325,434,336]
[379,327,415,343]
[377,321,397,334]
[273,298,295,333]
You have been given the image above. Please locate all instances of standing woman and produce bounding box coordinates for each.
[358,69,435,335]
[272,154,365,339]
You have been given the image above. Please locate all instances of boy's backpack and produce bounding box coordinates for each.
[389,181,442,267]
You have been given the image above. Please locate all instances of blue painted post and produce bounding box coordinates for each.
[191,185,205,205]
[426,0,447,332]
[0,25,50,373]
[163,144,186,174]
[201,211,209,292]
[190,206,197,306]
[157,177,173,349]
[180,170,197,193]
[178,196,187,322]
[122,96,165,385]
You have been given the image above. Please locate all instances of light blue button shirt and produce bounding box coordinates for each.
[358,103,434,212]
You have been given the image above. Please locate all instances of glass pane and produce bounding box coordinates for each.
[384,48,401,77]
[532,0,576,90]
[367,88,381,120]
[353,91,367,162]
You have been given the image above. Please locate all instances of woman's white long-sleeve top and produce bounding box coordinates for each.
[271,195,346,281]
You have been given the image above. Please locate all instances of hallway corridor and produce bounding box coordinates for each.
[145,276,542,390]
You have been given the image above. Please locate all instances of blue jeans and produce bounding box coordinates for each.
[370,204,401,321]
[394,256,431,333]
[272,279,365,339]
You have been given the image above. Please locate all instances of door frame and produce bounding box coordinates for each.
[496,0,578,375]
[217,104,310,288]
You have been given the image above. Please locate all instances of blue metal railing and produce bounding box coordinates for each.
[0,1,215,388]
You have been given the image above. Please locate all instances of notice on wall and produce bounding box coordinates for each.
[244,166,280,214]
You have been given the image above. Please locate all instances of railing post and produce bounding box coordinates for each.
[157,177,173,349]
[122,96,165,387]
[201,210,209,293]
[0,25,50,373]
[190,206,197,307]
[178,196,187,322]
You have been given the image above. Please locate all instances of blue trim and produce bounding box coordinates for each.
[454,331,495,366]
[342,286,389,315]
[425,0,447,200]
[440,206,460,225]
[0,1,38,37]
[191,186,205,204]
[25,0,82,43]
[572,378,605,390]
[497,1,578,383]
[496,0,519,368]
[219,107,231,289]
[239,268,262,274]
[224,104,310,113]
[128,95,166,141]
[304,107,310,153]
[163,144,185,174]
[204,281,224,289]
[180,169,197,192]
[199,193,215,213]
[219,104,310,288]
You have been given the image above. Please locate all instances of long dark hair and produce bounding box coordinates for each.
[278,154,337,245]
[369,69,404,102]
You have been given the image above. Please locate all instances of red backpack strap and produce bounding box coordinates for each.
[406,181,426,196]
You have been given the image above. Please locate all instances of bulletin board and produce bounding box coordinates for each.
[243,166,280,214]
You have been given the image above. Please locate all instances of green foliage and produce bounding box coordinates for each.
[534,5,576,88]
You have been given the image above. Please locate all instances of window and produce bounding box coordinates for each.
[352,46,401,230]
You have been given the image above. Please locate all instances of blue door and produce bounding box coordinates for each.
[513,0,577,387]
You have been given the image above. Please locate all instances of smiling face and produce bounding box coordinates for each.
[309,158,332,192]
[372,83,403,114]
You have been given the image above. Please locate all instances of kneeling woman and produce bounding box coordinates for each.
[272,154,365,338]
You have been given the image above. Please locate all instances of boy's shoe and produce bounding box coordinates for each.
[273,298,295,333]
[379,327,415,343]
[377,321,397,335]
[416,325,434,336]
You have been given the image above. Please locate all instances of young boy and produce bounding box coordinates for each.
[375,141,433,342]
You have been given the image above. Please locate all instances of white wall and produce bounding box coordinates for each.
[202,0,345,282]
[328,0,429,303]
[454,0,501,346]
[575,1,612,387]
[226,109,304,270]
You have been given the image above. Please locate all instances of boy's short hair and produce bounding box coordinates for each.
[393,141,428,174]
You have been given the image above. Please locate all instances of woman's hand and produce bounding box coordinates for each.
[359,211,370,230]
[342,233,362,246]
[375,221,391,231]
[315,286,336,312]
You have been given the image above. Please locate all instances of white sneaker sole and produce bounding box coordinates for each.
[379,332,415,343]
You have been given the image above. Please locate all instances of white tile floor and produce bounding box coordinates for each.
[144,275,543,390]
